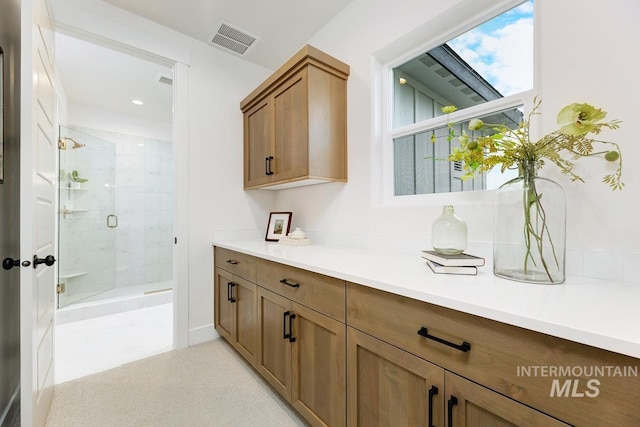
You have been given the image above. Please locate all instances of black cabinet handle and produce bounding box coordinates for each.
[417,327,471,353]
[447,396,458,427]
[226,259,238,265]
[428,385,438,427]
[265,156,274,176]
[288,313,296,343]
[279,278,300,288]
[227,281,236,303]
[283,311,291,340]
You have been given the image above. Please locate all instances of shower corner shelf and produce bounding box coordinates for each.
[60,207,88,218]
[60,208,88,213]
[59,272,88,279]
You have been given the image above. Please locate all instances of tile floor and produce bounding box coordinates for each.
[55,302,174,384]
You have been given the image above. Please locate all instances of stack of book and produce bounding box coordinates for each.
[421,250,485,276]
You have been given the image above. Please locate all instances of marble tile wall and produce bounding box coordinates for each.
[61,127,173,305]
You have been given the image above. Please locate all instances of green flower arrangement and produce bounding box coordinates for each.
[435,97,623,283]
[437,97,623,190]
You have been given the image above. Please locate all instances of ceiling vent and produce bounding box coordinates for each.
[210,21,259,56]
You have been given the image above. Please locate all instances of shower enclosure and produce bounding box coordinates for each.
[57,126,173,309]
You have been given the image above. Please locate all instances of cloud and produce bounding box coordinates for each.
[448,12,533,97]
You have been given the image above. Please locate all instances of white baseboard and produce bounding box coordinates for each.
[188,324,219,346]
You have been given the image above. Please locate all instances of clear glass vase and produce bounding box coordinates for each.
[493,161,566,284]
[432,205,468,255]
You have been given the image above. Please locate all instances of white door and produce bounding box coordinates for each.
[20,0,57,425]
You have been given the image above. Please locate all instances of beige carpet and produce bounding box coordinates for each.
[45,338,308,426]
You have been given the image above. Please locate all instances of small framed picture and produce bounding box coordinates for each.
[265,212,292,241]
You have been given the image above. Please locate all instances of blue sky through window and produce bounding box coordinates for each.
[448,0,534,97]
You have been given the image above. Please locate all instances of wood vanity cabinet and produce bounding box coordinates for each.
[346,282,640,426]
[240,45,349,190]
[347,328,568,427]
[214,247,639,426]
[256,260,347,427]
[213,248,258,366]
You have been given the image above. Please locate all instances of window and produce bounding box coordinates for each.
[388,0,534,197]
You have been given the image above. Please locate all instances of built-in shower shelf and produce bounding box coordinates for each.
[59,272,88,279]
[59,208,88,213]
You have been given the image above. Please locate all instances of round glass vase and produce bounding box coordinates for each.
[493,161,566,284]
[432,205,468,255]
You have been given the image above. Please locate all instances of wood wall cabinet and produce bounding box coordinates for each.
[241,45,349,190]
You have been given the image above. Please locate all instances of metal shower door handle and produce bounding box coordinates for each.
[107,214,118,228]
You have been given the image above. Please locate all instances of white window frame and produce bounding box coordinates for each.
[377,0,539,207]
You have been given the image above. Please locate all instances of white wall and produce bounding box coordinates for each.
[54,0,640,347]
[274,0,640,282]
[53,0,276,345]
[68,104,172,141]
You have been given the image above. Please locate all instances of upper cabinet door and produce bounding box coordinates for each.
[272,69,309,183]
[243,98,272,188]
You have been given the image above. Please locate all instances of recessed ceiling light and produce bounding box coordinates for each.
[131,99,144,105]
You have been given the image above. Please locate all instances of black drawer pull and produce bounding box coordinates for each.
[447,396,458,427]
[417,327,471,352]
[227,282,236,303]
[428,385,438,427]
[265,156,274,176]
[279,278,300,288]
[283,311,290,340]
[288,313,296,343]
[226,259,238,265]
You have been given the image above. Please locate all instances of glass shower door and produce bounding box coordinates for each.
[57,127,117,308]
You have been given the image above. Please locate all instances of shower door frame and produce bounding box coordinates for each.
[54,22,190,350]
[57,126,117,309]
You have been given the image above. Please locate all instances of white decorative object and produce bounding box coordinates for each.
[279,228,312,246]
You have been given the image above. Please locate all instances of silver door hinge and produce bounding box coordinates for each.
[57,283,66,294]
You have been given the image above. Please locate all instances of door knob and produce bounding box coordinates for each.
[33,255,56,268]
[2,257,31,270]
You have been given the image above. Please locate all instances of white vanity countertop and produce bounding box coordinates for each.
[213,239,640,359]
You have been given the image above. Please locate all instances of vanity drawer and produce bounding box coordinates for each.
[214,247,257,283]
[346,282,640,426]
[257,259,345,322]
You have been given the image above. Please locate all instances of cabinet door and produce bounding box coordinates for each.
[257,286,292,401]
[244,97,272,188]
[445,372,570,427]
[347,327,444,427]
[233,276,258,366]
[291,303,346,427]
[272,69,309,182]
[214,268,234,342]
